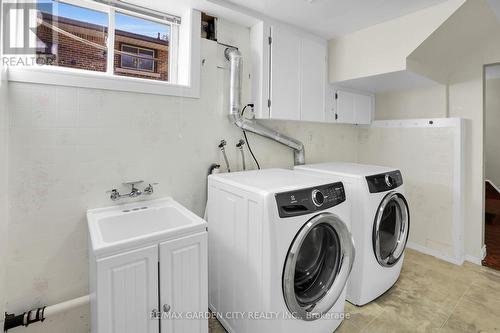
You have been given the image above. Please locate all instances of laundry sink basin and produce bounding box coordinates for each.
[87,197,207,256]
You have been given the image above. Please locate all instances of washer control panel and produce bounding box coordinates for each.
[275,182,346,218]
[366,170,403,193]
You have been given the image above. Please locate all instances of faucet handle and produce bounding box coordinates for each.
[236,139,245,148]
[106,189,120,201]
[144,183,158,195]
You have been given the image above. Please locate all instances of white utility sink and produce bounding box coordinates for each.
[87,197,207,256]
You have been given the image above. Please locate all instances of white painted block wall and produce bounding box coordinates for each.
[357,124,457,259]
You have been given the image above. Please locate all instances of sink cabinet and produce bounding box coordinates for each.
[159,233,208,333]
[91,232,208,333]
[87,198,208,333]
[87,198,209,333]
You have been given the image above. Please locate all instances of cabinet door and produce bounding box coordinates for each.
[353,93,373,124]
[270,24,301,120]
[335,90,356,124]
[300,38,327,122]
[335,90,373,124]
[97,245,159,333]
[160,232,208,333]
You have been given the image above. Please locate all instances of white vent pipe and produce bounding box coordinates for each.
[225,48,305,165]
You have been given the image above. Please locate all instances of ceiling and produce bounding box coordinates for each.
[336,70,439,93]
[223,0,449,38]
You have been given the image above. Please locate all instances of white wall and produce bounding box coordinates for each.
[447,28,500,260]
[4,28,359,333]
[375,85,448,120]
[358,122,459,260]
[485,77,500,188]
[407,0,500,83]
[0,65,9,330]
[370,0,500,261]
[328,0,464,83]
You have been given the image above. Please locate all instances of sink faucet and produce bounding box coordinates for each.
[107,181,158,201]
[128,182,142,198]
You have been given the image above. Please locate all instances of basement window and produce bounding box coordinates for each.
[114,12,170,81]
[35,1,109,72]
[3,0,200,97]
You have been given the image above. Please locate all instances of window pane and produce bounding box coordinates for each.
[138,58,154,71]
[138,49,154,57]
[122,45,137,54]
[114,12,169,81]
[121,54,136,69]
[138,48,154,71]
[36,0,108,72]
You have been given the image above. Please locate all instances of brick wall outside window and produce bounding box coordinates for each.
[36,13,169,81]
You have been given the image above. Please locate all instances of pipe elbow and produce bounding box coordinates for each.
[225,48,242,61]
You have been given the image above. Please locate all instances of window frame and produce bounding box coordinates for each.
[120,44,156,73]
[6,0,201,98]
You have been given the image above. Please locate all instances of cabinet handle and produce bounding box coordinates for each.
[163,304,171,313]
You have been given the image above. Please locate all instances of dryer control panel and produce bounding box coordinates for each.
[275,182,346,218]
[365,170,403,193]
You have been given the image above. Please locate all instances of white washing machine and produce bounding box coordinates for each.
[207,169,355,333]
[295,163,410,306]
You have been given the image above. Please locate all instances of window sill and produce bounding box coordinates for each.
[7,65,200,98]
[115,67,162,78]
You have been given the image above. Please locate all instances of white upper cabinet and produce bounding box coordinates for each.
[252,22,328,122]
[269,24,302,121]
[333,89,374,125]
[300,38,327,122]
[251,21,371,124]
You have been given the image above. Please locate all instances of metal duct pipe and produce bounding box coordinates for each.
[224,48,305,166]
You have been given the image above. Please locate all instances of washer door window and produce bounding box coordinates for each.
[373,192,410,267]
[283,213,355,321]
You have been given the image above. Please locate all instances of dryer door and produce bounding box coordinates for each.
[282,213,355,321]
[373,192,410,267]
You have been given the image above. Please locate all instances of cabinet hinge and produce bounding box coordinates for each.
[335,113,338,120]
[268,36,272,45]
[268,99,271,108]
[335,92,338,100]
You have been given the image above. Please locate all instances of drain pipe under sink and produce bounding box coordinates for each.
[225,48,305,166]
[3,295,90,331]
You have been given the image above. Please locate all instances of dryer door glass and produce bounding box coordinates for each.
[373,192,410,267]
[283,213,355,321]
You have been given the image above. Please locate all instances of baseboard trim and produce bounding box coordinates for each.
[406,242,464,265]
[464,245,487,266]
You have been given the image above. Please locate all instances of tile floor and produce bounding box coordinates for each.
[208,249,500,333]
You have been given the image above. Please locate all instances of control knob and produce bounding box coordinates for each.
[312,189,325,207]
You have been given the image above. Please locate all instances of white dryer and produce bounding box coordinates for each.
[207,169,355,333]
[295,163,410,306]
